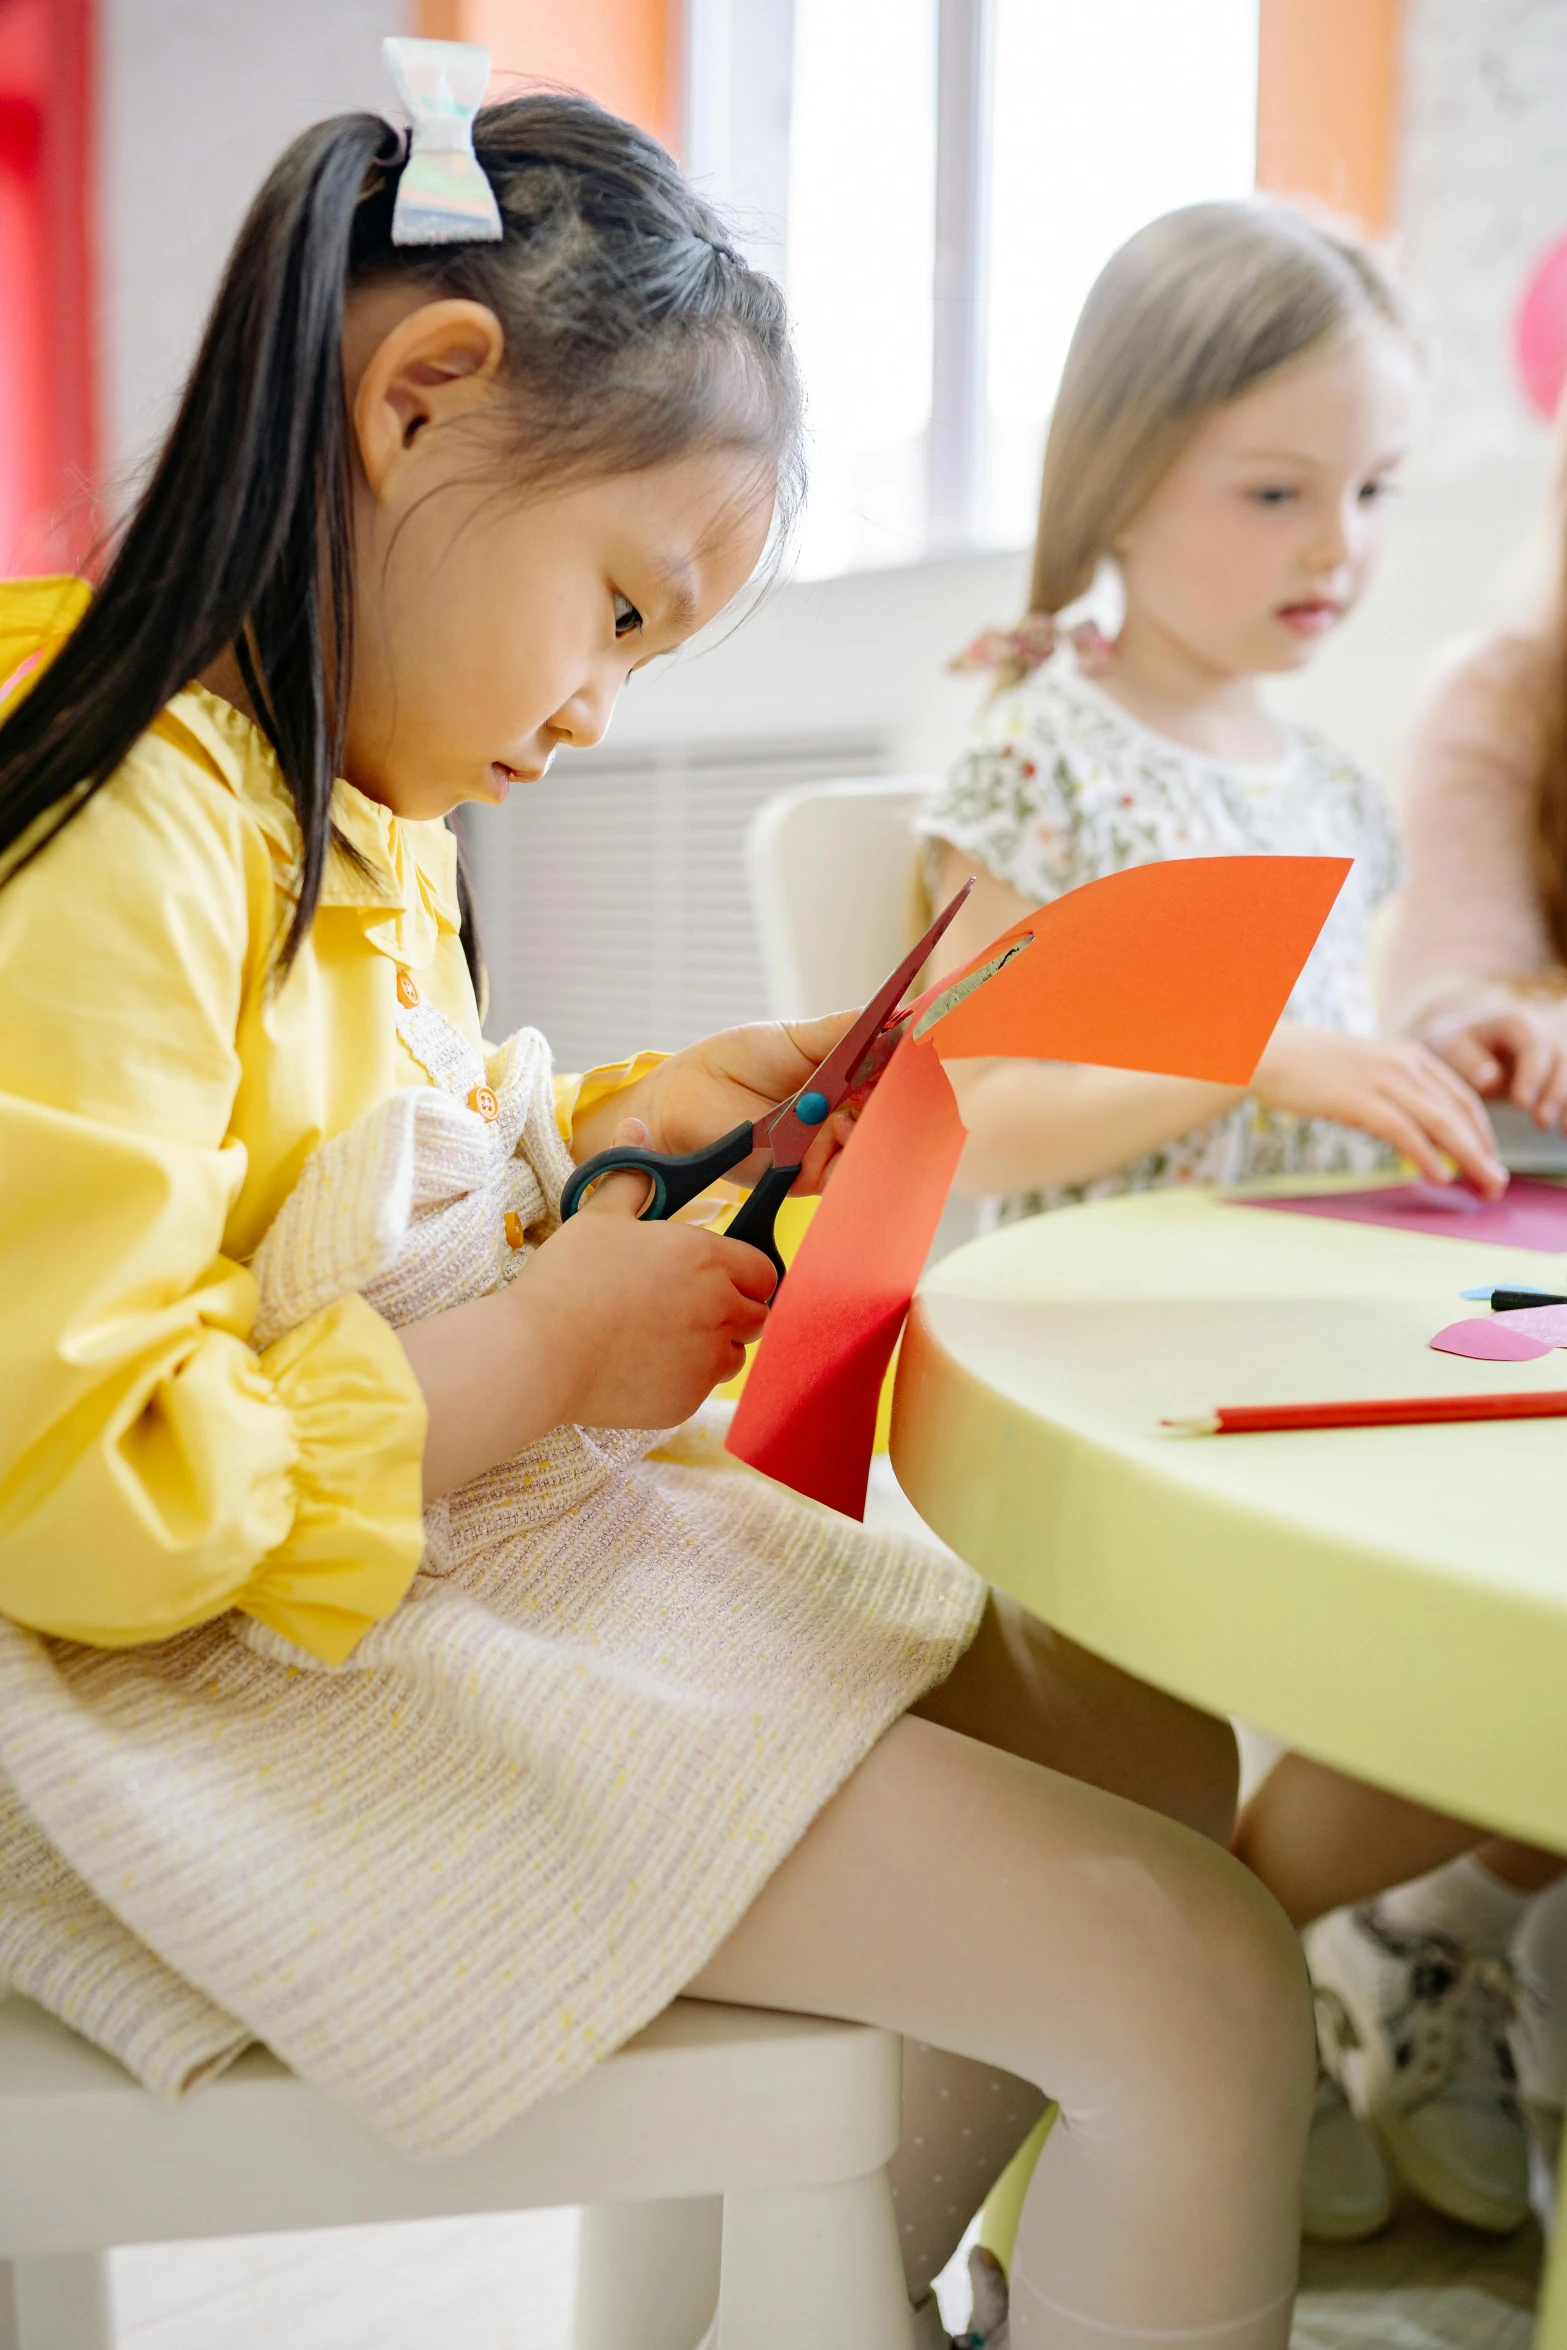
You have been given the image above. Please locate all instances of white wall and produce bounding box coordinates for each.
[100,0,408,481]
[1261,0,1565,787]
[1396,0,1567,487]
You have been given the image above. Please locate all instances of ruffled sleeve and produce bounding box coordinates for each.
[0,723,427,1665]
[552,1051,669,1143]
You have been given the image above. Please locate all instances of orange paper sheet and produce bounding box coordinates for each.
[727,851,1350,1516]
[726,1033,966,1518]
[914,854,1351,1080]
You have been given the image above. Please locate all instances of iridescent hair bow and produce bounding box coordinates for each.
[382,36,503,247]
[948,610,1117,680]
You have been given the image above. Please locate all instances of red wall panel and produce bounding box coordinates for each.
[0,0,98,574]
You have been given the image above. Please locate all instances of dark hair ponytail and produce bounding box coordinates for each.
[0,96,801,979]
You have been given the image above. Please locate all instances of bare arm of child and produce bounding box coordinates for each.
[928,843,1506,1197]
[402,1012,862,1501]
[1383,637,1567,1133]
[398,1171,776,1500]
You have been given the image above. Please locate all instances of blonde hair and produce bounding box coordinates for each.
[1027,199,1409,622]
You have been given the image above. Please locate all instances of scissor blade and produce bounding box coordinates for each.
[761,878,974,1162]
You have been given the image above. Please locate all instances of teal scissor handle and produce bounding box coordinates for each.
[559,1118,757,1225]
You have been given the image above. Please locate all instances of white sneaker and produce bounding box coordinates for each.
[1308,1903,1531,2234]
[948,2246,1008,2348]
[1302,1985,1393,2241]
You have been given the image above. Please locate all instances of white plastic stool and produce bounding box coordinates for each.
[0,1993,907,2350]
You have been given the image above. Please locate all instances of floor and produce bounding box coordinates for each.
[111,2211,579,2350]
[1294,2194,1543,2350]
[107,2188,1548,2350]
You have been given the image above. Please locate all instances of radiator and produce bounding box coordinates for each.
[460,731,887,1069]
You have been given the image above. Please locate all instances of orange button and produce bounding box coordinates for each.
[395,969,420,1008]
[504,1210,526,1250]
[469,1085,499,1122]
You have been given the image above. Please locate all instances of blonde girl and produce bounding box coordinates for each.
[921,199,1540,2253]
[0,76,1310,2350]
[923,200,1503,1210]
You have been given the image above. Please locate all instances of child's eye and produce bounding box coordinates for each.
[1248,485,1298,507]
[1358,476,1396,505]
[613,593,643,640]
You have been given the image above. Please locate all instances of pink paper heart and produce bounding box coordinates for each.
[1430,1317,1553,1362]
[1491,1302,1567,1344]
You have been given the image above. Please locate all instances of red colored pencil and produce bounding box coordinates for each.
[1163,1391,1567,1436]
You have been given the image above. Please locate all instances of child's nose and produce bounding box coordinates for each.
[550,669,623,752]
[1306,502,1356,578]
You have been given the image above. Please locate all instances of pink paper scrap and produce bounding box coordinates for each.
[1233,1177,1567,1253]
[1429,1317,1553,1363]
[1488,1301,1567,1345]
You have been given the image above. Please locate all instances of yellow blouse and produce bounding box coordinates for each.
[0,578,642,1666]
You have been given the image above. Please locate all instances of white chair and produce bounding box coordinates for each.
[0,1991,908,2350]
[747,776,981,1268]
[747,777,938,1019]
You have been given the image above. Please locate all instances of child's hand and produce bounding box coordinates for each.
[517,1121,777,1427]
[1418,1003,1567,1132]
[1252,1025,1508,1197]
[572,1014,864,1195]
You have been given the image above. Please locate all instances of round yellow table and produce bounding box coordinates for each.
[890,1180,1567,2327]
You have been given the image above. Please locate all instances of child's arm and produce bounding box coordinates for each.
[400,1147,775,1499]
[405,1012,863,1500]
[1383,634,1567,1132]
[569,1010,861,1192]
[927,844,1506,1196]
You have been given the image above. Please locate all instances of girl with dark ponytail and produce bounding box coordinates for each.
[0,53,1312,2346]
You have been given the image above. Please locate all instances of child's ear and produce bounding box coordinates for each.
[354,299,506,495]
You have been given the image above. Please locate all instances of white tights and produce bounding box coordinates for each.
[894,2040,1048,2295]
[689,1600,1314,2348]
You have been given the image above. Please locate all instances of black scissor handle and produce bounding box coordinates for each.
[723,1160,802,1292]
[559,1118,756,1224]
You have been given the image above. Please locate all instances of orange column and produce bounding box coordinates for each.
[417,0,680,156]
[1255,0,1403,235]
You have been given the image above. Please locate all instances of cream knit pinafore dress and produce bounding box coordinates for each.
[0,994,984,2158]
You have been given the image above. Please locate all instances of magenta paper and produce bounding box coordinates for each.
[1230,1177,1567,1253]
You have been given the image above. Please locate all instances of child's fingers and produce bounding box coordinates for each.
[1436,1028,1502,1095]
[792,1105,859,1195]
[1389,1072,1506,1195]
[1536,1046,1567,1131]
[1368,1100,1453,1185]
[716,1234,780,1305]
[1501,1023,1551,1111]
[577,1116,656,1217]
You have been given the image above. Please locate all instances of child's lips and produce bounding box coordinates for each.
[489,759,548,798]
[1274,599,1341,637]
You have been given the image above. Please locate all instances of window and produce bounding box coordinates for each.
[786,0,939,576]
[688,0,1260,577]
[981,0,1259,547]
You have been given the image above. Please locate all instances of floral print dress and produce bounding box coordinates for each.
[917,652,1402,1221]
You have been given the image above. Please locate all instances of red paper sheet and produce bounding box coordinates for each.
[728,851,1351,1515]
[726,1033,966,1518]
[1234,1178,1567,1253]
[913,854,1351,1081]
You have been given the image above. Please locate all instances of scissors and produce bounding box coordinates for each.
[558,880,979,1288]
